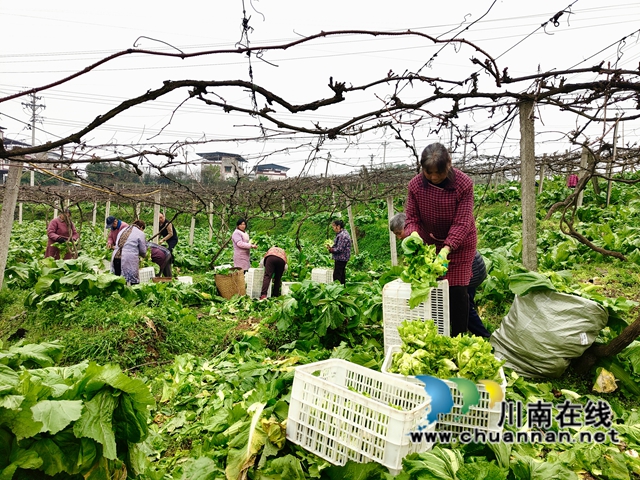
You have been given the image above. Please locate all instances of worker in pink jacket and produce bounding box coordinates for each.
[232,218,257,272]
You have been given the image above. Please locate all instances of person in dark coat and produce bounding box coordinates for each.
[158,213,178,253]
[404,142,477,336]
[327,219,351,285]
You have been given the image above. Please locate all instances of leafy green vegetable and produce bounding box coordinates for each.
[0,341,154,478]
[389,320,504,382]
[399,232,448,308]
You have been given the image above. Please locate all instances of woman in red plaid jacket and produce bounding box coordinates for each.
[404,142,478,336]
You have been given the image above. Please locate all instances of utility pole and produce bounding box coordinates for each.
[324,152,331,178]
[382,141,387,168]
[23,92,45,183]
[19,93,45,223]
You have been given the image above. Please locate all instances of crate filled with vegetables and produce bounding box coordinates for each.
[287,358,435,472]
[383,231,450,353]
[382,320,506,436]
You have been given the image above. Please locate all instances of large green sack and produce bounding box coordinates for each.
[490,289,608,378]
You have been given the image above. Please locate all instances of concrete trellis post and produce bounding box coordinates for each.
[208,201,213,241]
[519,100,537,272]
[189,203,196,246]
[0,159,23,290]
[347,202,359,256]
[104,199,111,238]
[577,147,589,208]
[387,196,398,267]
[538,155,545,194]
[92,202,97,226]
[153,192,161,236]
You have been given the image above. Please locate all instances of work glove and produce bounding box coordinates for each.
[436,248,450,268]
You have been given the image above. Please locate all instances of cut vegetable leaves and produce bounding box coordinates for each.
[400,232,448,308]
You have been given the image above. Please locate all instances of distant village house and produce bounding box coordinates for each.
[253,163,289,181]
[196,152,247,181]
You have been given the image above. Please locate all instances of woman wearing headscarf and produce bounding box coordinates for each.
[111,219,147,284]
[45,209,79,260]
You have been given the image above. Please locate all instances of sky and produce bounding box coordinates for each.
[1,0,640,178]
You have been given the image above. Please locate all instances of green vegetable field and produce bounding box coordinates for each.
[2,175,640,479]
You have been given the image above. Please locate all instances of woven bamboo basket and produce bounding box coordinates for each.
[215,267,247,299]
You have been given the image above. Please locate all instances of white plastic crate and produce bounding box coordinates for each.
[382,279,450,355]
[138,266,156,283]
[245,268,271,298]
[176,276,192,284]
[382,346,506,436]
[281,281,299,295]
[311,267,334,284]
[287,359,435,472]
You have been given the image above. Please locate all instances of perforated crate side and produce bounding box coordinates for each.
[281,281,299,296]
[311,268,334,284]
[138,267,156,283]
[245,268,263,298]
[246,268,272,298]
[382,279,450,354]
[381,346,506,436]
[286,359,435,471]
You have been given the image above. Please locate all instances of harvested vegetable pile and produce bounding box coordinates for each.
[389,320,504,383]
[399,232,448,308]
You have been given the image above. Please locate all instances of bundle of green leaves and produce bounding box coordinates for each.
[0,340,155,478]
[399,232,448,308]
[389,320,504,383]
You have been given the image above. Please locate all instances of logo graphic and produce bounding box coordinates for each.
[415,375,504,423]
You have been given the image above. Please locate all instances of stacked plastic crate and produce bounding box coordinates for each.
[311,268,334,284]
[381,346,506,437]
[281,281,299,295]
[286,359,435,473]
[245,267,271,298]
[138,267,156,283]
[382,278,450,355]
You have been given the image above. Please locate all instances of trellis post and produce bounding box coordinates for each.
[92,202,97,226]
[347,202,359,255]
[577,147,589,208]
[520,99,537,271]
[153,192,161,236]
[387,196,398,266]
[538,155,545,194]
[0,159,23,290]
[208,201,213,241]
[104,199,111,238]
[606,119,619,207]
[189,202,196,246]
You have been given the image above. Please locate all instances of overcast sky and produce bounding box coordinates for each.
[1,0,639,177]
